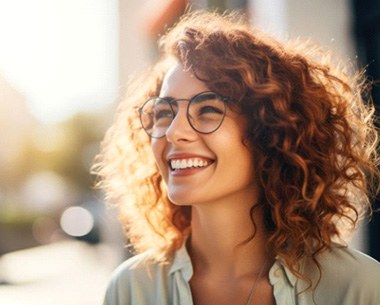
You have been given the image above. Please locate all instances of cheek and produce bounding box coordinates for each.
[218,120,255,171]
[151,139,168,177]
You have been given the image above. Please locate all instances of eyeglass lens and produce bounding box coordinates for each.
[139,92,227,138]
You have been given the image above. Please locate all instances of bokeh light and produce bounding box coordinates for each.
[60,206,95,237]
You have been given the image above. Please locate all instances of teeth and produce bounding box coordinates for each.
[180,160,187,169]
[170,158,210,170]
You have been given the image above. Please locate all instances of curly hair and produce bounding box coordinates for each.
[93,11,379,276]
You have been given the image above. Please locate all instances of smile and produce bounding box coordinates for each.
[169,158,213,171]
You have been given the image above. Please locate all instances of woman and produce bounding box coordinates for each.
[95,10,380,305]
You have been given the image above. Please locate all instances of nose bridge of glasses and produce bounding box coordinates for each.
[163,99,196,137]
[169,98,189,109]
[168,99,191,123]
[164,98,190,118]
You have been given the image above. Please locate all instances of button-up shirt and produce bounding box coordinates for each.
[103,243,380,305]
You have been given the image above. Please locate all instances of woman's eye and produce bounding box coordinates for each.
[198,105,224,115]
[154,109,172,121]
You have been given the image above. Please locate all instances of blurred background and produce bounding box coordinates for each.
[0,0,379,304]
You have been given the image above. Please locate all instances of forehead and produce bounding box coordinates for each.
[159,63,209,99]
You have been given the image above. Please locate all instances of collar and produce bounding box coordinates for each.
[269,259,299,287]
[169,240,299,287]
[169,240,194,281]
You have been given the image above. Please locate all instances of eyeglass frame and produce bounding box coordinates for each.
[138,91,233,138]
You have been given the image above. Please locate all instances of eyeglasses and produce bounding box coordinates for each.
[139,91,231,138]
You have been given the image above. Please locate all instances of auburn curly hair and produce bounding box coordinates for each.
[93,11,379,277]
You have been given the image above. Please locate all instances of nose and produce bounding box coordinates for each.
[165,104,197,143]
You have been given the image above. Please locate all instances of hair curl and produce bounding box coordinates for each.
[93,11,379,277]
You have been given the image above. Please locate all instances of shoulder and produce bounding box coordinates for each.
[316,245,380,282]
[103,252,171,305]
[110,251,169,283]
[301,245,380,304]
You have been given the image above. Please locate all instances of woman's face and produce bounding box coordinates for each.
[151,63,259,206]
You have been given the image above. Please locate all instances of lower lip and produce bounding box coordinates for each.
[170,164,212,177]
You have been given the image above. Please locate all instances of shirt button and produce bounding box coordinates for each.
[274,268,282,278]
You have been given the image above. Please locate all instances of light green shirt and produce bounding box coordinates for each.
[103,243,380,305]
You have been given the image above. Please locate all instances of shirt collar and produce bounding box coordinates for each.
[169,240,300,287]
[284,264,299,287]
[269,259,299,287]
[169,240,193,281]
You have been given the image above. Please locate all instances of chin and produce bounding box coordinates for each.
[167,191,199,206]
[168,194,189,206]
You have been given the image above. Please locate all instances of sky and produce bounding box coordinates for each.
[0,0,119,123]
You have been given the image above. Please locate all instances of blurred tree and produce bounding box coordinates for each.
[207,0,226,10]
[0,106,112,252]
[20,111,110,192]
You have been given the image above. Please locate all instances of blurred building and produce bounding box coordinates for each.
[351,0,380,261]
[0,75,35,191]
[0,75,38,254]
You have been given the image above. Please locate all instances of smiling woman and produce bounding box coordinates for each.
[93,10,380,305]
[151,62,256,210]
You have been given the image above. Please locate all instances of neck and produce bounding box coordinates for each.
[188,200,271,279]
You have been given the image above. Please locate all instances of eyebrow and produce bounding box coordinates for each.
[156,96,179,108]
[154,96,176,106]
[191,92,217,103]
[158,92,218,104]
